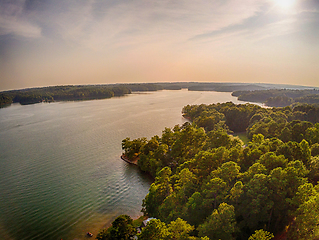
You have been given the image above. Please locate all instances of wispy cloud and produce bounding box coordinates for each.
[188,0,319,45]
[1,0,268,48]
[1,0,317,48]
[0,0,41,38]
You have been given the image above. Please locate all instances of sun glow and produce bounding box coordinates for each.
[276,0,297,9]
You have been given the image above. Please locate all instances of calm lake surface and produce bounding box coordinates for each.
[0,90,254,240]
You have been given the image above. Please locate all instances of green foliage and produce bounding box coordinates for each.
[257,152,288,173]
[0,93,13,106]
[238,174,273,230]
[10,85,122,104]
[310,142,319,156]
[266,96,293,107]
[138,219,170,240]
[308,156,319,183]
[198,203,237,240]
[167,218,195,240]
[96,215,136,240]
[122,137,147,160]
[142,167,173,217]
[183,102,260,132]
[116,102,319,240]
[136,218,195,240]
[233,89,319,107]
[96,228,110,240]
[0,84,160,106]
[288,186,319,240]
[248,229,274,240]
[183,102,319,145]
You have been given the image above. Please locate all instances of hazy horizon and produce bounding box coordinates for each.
[1,0,318,91]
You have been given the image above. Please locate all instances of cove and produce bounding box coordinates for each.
[0,90,253,240]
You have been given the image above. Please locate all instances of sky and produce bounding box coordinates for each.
[0,0,318,91]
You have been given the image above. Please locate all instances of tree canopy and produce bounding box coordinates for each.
[114,102,319,239]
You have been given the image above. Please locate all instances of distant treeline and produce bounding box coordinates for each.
[0,84,163,107]
[1,82,317,107]
[232,89,319,107]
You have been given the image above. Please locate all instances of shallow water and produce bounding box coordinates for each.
[0,90,252,240]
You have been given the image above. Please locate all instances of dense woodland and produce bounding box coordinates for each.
[117,102,319,240]
[232,89,319,107]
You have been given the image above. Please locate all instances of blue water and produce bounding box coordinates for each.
[0,90,249,240]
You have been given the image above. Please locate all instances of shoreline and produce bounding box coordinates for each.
[120,154,138,165]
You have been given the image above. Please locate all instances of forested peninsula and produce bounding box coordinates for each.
[232,89,319,107]
[115,102,319,240]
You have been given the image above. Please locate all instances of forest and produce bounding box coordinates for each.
[232,89,319,107]
[115,102,319,240]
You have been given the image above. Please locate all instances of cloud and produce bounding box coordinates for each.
[0,0,318,90]
[0,0,41,38]
[188,0,319,46]
[67,0,270,52]
[2,0,317,50]
[0,0,266,50]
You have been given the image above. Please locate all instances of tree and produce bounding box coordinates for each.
[279,126,292,142]
[288,194,319,240]
[194,109,225,132]
[305,124,319,145]
[96,215,136,240]
[167,218,194,240]
[237,174,273,231]
[198,203,237,240]
[96,228,110,240]
[109,215,136,240]
[202,177,227,210]
[299,139,311,167]
[189,150,221,181]
[257,153,288,173]
[212,161,240,184]
[310,143,319,156]
[122,137,147,160]
[184,192,206,226]
[174,168,197,199]
[240,147,263,171]
[308,156,319,183]
[252,134,265,145]
[229,181,243,205]
[138,219,170,240]
[158,168,197,222]
[248,229,274,240]
[142,167,173,217]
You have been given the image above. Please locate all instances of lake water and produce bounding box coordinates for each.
[0,90,252,240]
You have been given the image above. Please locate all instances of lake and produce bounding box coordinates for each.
[0,90,254,240]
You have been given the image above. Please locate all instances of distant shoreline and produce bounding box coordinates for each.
[3,82,316,108]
